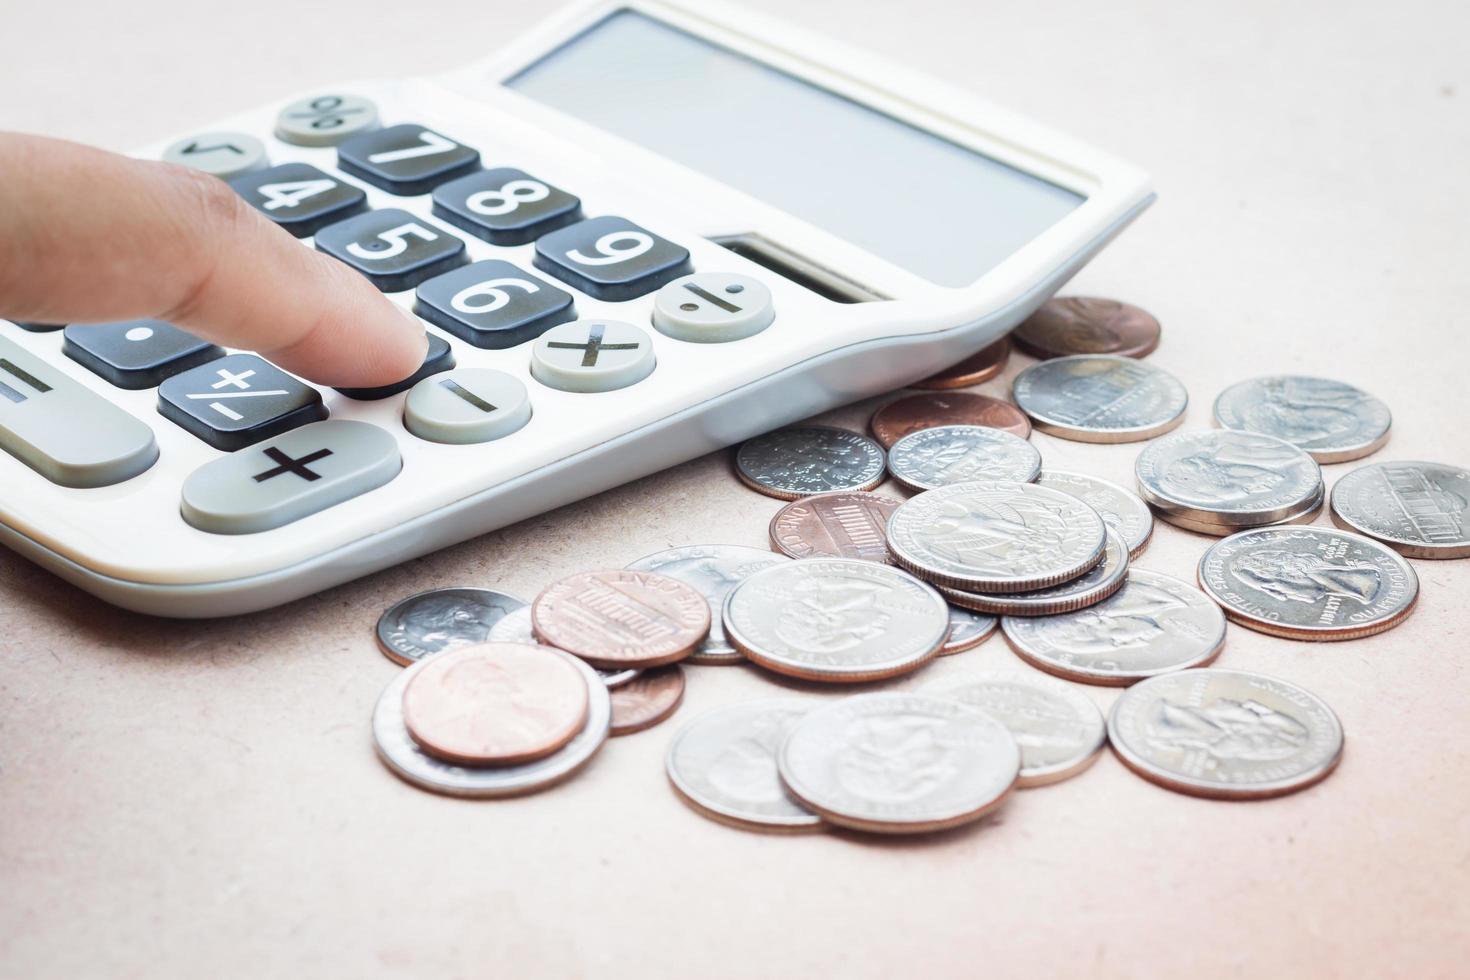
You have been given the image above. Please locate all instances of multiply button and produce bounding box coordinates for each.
[530,320,655,393]
[404,368,532,444]
[181,420,402,534]
[158,354,327,451]
[651,273,775,343]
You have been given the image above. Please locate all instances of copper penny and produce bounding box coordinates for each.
[869,392,1031,448]
[400,642,590,767]
[768,491,901,563]
[911,337,1011,389]
[609,665,687,736]
[532,570,711,669]
[1012,297,1161,360]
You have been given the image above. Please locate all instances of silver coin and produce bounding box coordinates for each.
[1213,375,1392,464]
[375,587,526,666]
[941,605,998,656]
[939,528,1129,616]
[735,426,886,500]
[488,607,642,687]
[1108,668,1344,799]
[1153,484,1324,536]
[372,648,611,798]
[625,545,790,665]
[1002,569,1227,686]
[1329,461,1470,559]
[886,481,1107,593]
[936,673,1106,787]
[1135,429,1323,525]
[1011,355,1188,443]
[665,698,824,833]
[777,692,1020,834]
[1197,526,1418,640]
[1035,470,1154,558]
[722,559,950,683]
[886,425,1041,491]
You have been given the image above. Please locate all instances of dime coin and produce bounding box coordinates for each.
[626,545,790,665]
[1153,487,1323,537]
[911,337,1011,390]
[1197,526,1418,640]
[1329,461,1470,559]
[1012,355,1187,443]
[1108,668,1344,799]
[768,491,901,564]
[777,692,1020,834]
[609,665,686,736]
[939,528,1129,616]
[373,649,610,798]
[723,559,950,683]
[532,570,711,669]
[887,425,1042,491]
[735,426,886,500]
[665,699,824,833]
[1001,569,1226,686]
[886,481,1107,593]
[1136,429,1323,525]
[1213,375,1392,464]
[488,607,642,688]
[936,673,1106,787]
[870,391,1030,447]
[941,606,998,656]
[1035,470,1154,558]
[375,587,527,666]
[1011,297,1161,360]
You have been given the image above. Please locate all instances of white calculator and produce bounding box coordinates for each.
[0,0,1153,617]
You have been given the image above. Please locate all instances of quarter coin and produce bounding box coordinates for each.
[1213,375,1392,464]
[870,391,1030,447]
[1153,486,1323,537]
[1329,461,1470,559]
[609,665,686,736]
[886,425,1042,491]
[532,570,711,669]
[1012,355,1188,443]
[1035,470,1154,558]
[1136,429,1323,526]
[488,607,642,688]
[768,491,901,564]
[936,673,1106,787]
[1011,297,1161,360]
[939,528,1129,616]
[911,337,1011,389]
[375,587,527,666]
[735,426,886,499]
[941,606,998,656]
[625,545,790,665]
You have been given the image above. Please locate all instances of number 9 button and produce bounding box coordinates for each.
[433,168,582,246]
[534,216,691,301]
[415,260,575,350]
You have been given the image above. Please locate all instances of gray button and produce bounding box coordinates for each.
[181,420,401,534]
[162,132,268,178]
[274,93,380,147]
[530,320,654,393]
[404,369,531,445]
[0,335,158,488]
[651,273,775,343]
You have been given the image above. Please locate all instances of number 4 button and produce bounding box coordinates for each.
[230,163,367,238]
[533,216,691,301]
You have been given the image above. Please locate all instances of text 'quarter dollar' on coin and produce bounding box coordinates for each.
[532,570,711,669]
[768,491,901,564]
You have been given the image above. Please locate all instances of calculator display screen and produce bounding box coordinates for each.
[505,10,1085,288]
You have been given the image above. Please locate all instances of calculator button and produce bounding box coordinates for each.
[404,368,531,445]
[274,93,380,147]
[530,320,655,393]
[162,132,268,179]
[315,209,468,292]
[431,168,582,246]
[62,320,223,390]
[651,273,775,343]
[533,216,692,301]
[414,260,575,350]
[229,163,368,238]
[10,322,63,332]
[334,333,455,401]
[336,123,480,195]
[180,420,401,535]
[0,335,158,488]
[158,354,326,451]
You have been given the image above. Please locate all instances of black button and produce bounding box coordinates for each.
[158,354,327,451]
[63,320,223,390]
[432,168,582,246]
[315,209,468,292]
[334,333,455,400]
[414,260,576,350]
[11,322,63,332]
[230,162,368,238]
[336,123,479,195]
[533,216,692,301]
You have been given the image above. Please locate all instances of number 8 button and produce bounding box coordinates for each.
[534,216,691,301]
[433,168,582,246]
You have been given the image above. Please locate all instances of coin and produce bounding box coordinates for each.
[1153,486,1324,536]
[1197,526,1418,640]
[723,559,950,683]
[1011,355,1187,443]
[1329,461,1470,559]
[1213,375,1392,464]
[936,674,1106,787]
[625,545,790,665]
[1108,668,1344,799]
[941,606,998,656]
[1035,470,1154,558]
[375,587,527,666]
[911,337,1011,390]
[488,607,642,688]
[610,665,686,736]
[1011,297,1161,360]
[886,425,1042,491]
[870,391,1031,447]
[532,570,711,669]
[777,692,1020,834]
[735,426,886,500]
[1001,569,1226,686]
[886,481,1107,593]
[768,491,901,564]
[665,699,824,833]
[1136,429,1323,526]
[939,528,1129,616]
[373,649,610,798]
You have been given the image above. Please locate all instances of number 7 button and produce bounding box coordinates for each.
[534,216,691,301]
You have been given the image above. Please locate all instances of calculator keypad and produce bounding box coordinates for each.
[534,217,692,301]
[230,163,368,238]
[530,320,655,393]
[334,333,455,401]
[158,354,327,451]
[274,94,380,147]
[162,132,269,179]
[404,368,532,445]
[315,209,468,292]
[414,260,576,350]
[336,124,480,195]
[63,320,224,390]
[432,168,582,246]
[651,273,775,343]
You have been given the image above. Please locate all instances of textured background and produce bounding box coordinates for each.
[2,0,1468,976]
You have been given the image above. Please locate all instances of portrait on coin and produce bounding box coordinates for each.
[1229,549,1382,606]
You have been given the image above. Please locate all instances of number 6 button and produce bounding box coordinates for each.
[534,216,691,301]
[316,209,467,291]
[415,260,575,349]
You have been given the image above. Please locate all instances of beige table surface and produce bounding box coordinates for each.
[3,1,1468,977]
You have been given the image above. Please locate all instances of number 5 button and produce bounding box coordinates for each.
[316,209,467,291]
[534,216,691,301]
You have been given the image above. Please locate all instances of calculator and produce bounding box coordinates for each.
[0,0,1153,617]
